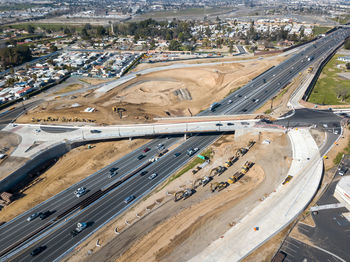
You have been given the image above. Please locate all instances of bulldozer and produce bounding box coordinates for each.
[174,188,193,202]
[210,182,228,192]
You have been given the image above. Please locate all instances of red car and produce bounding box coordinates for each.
[143,147,150,153]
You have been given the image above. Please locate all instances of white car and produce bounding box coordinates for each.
[27,212,41,222]
[228,100,232,104]
[74,187,87,198]
[148,173,158,180]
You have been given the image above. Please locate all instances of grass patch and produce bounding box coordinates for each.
[53,84,83,95]
[159,148,213,190]
[333,138,350,165]
[264,108,272,114]
[308,54,350,105]
[312,26,331,36]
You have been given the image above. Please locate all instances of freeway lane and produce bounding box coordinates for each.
[2,27,350,261]
[0,100,43,127]
[0,136,181,250]
[13,133,221,262]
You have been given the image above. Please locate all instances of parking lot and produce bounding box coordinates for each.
[276,155,350,262]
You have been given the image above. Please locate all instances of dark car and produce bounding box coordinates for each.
[215,123,223,126]
[109,167,118,173]
[124,195,135,204]
[39,211,52,220]
[174,152,181,157]
[31,246,46,256]
[137,154,145,160]
[241,109,247,112]
[140,171,148,176]
[90,130,101,134]
[143,147,150,153]
[227,122,234,126]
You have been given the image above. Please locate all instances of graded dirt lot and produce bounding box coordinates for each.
[0,138,147,222]
[64,131,292,262]
[17,57,285,126]
[0,131,26,180]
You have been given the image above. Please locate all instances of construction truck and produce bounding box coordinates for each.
[210,182,228,192]
[70,222,87,237]
[307,66,313,73]
[227,161,254,184]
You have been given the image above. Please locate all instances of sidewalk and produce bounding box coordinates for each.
[189,128,323,262]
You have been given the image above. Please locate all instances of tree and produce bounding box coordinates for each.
[49,45,58,52]
[26,25,35,34]
[178,32,185,43]
[168,40,181,51]
[344,39,350,50]
[0,46,32,69]
[96,26,106,37]
[336,86,349,102]
[81,28,89,40]
[346,63,350,70]
[84,23,92,30]
[64,28,71,35]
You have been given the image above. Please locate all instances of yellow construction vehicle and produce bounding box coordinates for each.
[210,182,228,192]
[228,172,243,184]
[307,66,313,73]
[224,161,232,168]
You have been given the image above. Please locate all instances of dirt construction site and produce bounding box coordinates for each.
[61,130,292,262]
[16,56,285,125]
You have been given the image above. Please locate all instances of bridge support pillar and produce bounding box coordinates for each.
[184,134,187,140]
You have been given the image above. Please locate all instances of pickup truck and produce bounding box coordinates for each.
[187,147,199,156]
[70,222,87,237]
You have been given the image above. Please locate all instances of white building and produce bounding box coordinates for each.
[334,175,350,211]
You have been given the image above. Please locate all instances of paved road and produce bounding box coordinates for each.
[2,27,350,261]
[0,100,42,128]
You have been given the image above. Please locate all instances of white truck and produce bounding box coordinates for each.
[70,222,87,237]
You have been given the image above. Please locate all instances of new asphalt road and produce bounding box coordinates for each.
[1,27,350,261]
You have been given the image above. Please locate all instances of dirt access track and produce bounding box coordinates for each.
[64,131,292,262]
[17,56,285,126]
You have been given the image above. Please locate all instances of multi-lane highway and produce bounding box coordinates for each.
[1,27,350,261]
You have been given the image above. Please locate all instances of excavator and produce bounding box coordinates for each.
[210,182,228,192]
[174,188,193,202]
[193,176,212,189]
[209,166,226,177]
